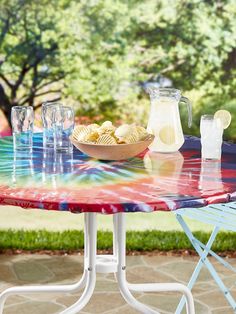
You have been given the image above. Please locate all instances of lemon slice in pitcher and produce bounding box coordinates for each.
[214,110,232,129]
[159,125,175,145]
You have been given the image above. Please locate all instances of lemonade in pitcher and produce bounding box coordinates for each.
[146,88,192,153]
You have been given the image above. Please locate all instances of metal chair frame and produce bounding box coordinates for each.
[175,202,236,313]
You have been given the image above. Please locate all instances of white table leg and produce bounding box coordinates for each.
[60,213,97,314]
[114,213,195,314]
[0,213,96,314]
[0,212,195,314]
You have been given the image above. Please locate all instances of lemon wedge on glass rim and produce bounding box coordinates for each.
[214,110,232,129]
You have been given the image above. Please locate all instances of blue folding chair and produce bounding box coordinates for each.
[175,201,236,313]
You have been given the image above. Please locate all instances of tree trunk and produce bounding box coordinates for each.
[0,83,12,127]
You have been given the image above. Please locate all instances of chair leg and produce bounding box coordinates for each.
[176,214,236,313]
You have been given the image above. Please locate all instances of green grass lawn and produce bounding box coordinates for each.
[0,229,235,252]
[1,206,235,252]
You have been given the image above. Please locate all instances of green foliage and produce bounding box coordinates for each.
[0,0,75,119]
[0,229,236,252]
[180,91,236,141]
[0,0,236,135]
[66,0,236,130]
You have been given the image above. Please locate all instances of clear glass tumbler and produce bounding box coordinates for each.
[12,150,34,185]
[55,106,74,152]
[42,102,62,148]
[200,115,223,160]
[199,159,223,194]
[11,106,34,151]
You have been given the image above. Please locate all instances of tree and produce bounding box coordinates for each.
[1,0,236,138]
[124,0,236,94]
[63,0,236,125]
[0,0,72,125]
[63,0,133,120]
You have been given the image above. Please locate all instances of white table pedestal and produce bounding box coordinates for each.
[0,213,195,314]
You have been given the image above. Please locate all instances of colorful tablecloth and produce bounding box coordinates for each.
[0,134,235,214]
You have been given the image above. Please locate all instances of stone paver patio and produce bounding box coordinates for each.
[0,253,235,313]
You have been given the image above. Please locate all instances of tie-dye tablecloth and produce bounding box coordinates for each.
[0,134,235,214]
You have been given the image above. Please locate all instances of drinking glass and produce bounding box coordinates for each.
[55,106,74,152]
[11,106,34,151]
[12,150,34,185]
[42,102,62,148]
[42,149,56,184]
[200,115,223,160]
[55,151,74,174]
[199,159,224,194]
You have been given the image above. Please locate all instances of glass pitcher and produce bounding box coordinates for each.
[146,88,192,153]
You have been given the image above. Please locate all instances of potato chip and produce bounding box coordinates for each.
[115,124,141,144]
[83,131,99,143]
[87,123,99,131]
[114,124,132,138]
[73,125,91,142]
[98,122,116,135]
[122,132,139,144]
[72,121,150,145]
[135,125,148,140]
[73,125,86,139]
[102,121,113,127]
[97,134,117,145]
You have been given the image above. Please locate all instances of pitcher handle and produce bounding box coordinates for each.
[180,96,192,128]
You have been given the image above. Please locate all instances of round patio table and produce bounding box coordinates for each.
[0,133,236,314]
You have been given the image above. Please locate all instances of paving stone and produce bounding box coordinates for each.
[220,275,236,289]
[142,255,182,267]
[157,261,213,283]
[102,273,117,282]
[12,260,54,283]
[95,278,119,292]
[104,305,141,313]
[56,292,135,311]
[4,295,30,306]
[0,264,16,284]
[1,253,236,313]
[4,301,63,314]
[0,255,15,264]
[27,292,71,302]
[212,257,236,266]
[229,289,236,298]
[56,294,82,308]
[211,307,234,314]
[192,282,218,295]
[209,261,236,278]
[196,290,232,308]
[126,255,144,268]
[127,266,174,284]
[40,256,84,284]
[182,255,200,262]
[77,292,127,313]
[139,293,210,314]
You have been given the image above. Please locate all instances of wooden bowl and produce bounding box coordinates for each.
[70,134,154,160]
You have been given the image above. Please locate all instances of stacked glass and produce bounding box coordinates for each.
[11,106,34,151]
[41,102,74,152]
[11,103,74,153]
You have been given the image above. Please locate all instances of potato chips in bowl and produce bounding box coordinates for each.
[70,121,154,160]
